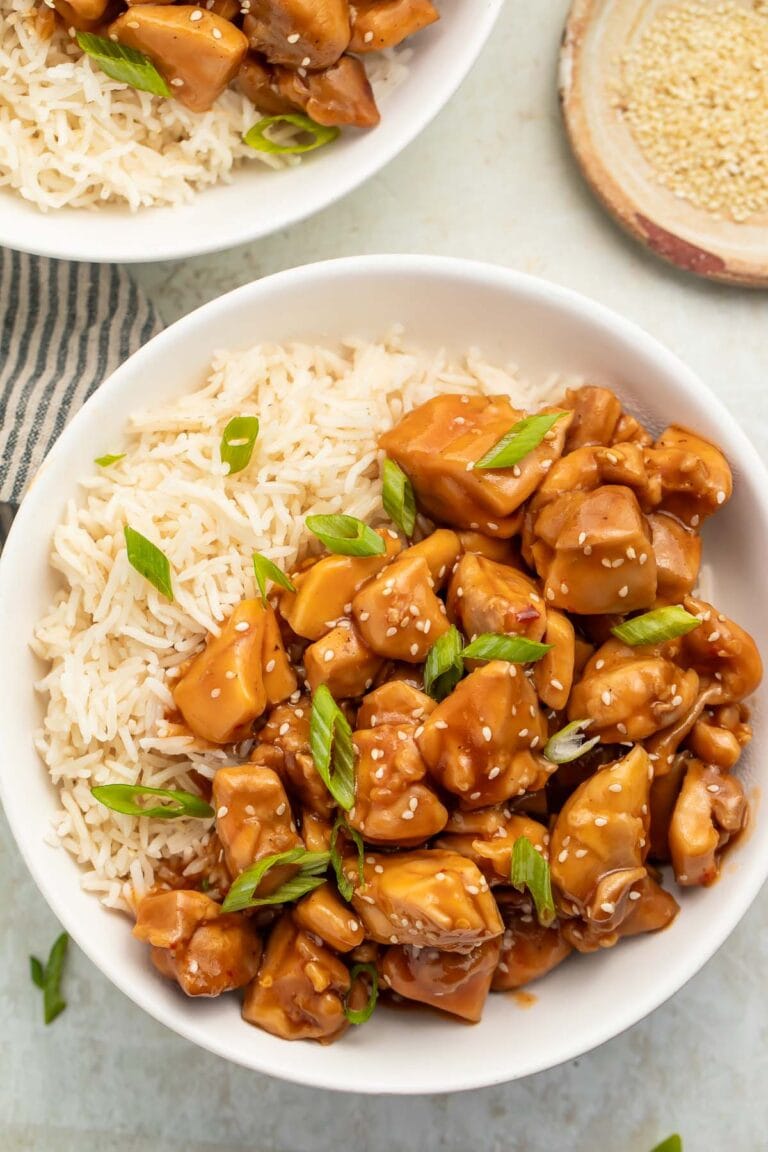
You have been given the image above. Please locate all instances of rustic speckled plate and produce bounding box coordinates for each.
[560,0,768,286]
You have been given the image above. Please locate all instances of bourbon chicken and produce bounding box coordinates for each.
[45,0,440,129]
[127,383,760,1042]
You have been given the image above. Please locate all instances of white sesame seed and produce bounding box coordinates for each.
[287,30,300,42]
[435,720,448,730]
[170,77,185,87]
[245,804,255,816]
[618,585,629,598]
[595,816,608,827]
[278,722,290,736]
[265,659,276,673]
[639,553,648,566]
[374,766,385,780]
[402,810,414,821]
[601,690,612,706]
[301,55,311,66]
[482,725,492,742]
[348,919,359,931]
[212,26,222,37]
[708,630,721,642]
[629,890,642,901]
[600,901,615,914]
[409,796,418,811]
[276,802,286,816]
[578,531,587,546]
[575,848,588,858]
[716,490,726,504]
[469,791,482,800]
[560,582,569,594]
[189,8,202,18]
[707,783,720,793]
[558,849,569,863]
[626,546,636,559]
[374,864,384,874]
[217,806,228,818]
[550,677,564,691]
[209,687,221,699]
[671,694,683,707]
[595,659,605,670]
[385,626,398,638]
[234,621,249,632]
[519,727,529,738]
[323,649,335,663]
[487,522,499,531]
[466,885,480,895]
[608,782,622,793]
[546,588,555,601]
[410,643,420,656]
[364,29,374,42]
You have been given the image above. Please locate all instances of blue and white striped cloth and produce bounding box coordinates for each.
[0,249,162,505]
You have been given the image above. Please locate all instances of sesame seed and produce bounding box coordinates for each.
[575,848,588,858]
[212,26,222,37]
[301,55,311,66]
[546,589,555,601]
[487,522,499,531]
[469,791,481,800]
[364,29,374,42]
[671,694,683,707]
[519,727,529,738]
[595,659,605,670]
[217,806,228,818]
[601,690,612,706]
[402,810,415,821]
[707,783,720,793]
[558,849,569,863]
[482,725,492,742]
[409,796,419,811]
[550,677,564,691]
[170,77,185,87]
[435,720,448,730]
[385,626,398,638]
[359,611,370,621]
[560,582,569,594]
[410,643,419,656]
[626,546,636,559]
[608,782,622,793]
[210,687,221,699]
[374,864,384,873]
[600,901,615,914]
[287,30,300,42]
[371,748,383,761]
[717,490,726,504]
[374,766,385,780]
[456,586,464,598]
[278,722,290,736]
[397,730,408,741]
[234,621,249,632]
[265,659,275,673]
[348,919,359,931]
[595,816,608,827]
[690,514,700,527]
[276,802,286,816]
[639,553,648,566]
[323,649,334,663]
[618,585,629,598]
[189,8,202,18]
[578,531,587,546]
[708,630,721,642]
[629,890,642,901]
[466,885,480,895]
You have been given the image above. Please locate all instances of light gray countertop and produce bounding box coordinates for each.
[4,3,768,1149]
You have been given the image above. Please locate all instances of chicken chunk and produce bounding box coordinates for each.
[456,530,520,564]
[647,512,701,603]
[352,554,450,662]
[562,875,678,952]
[549,746,651,935]
[492,902,571,990]
[436,809,549,884]
[568,638,700,743]
[243,0,350,70]
[279,530,400,641]
[447,553,547,643]
[417,662,549,809]
[241,53,380,127]
[111,6,248,112]
[648,753,687,861]
[349,722,448,845]
[527,485,658,615]
[402,529,462,589]
[53,0,109,26]
[646,426,732,528]
[257,697,335,817]
[533,608,575,711]
[134,890,262,997]
[350,850,503,951]
[679,596,763,705]
[382,938,500,1023]
[561,385,622,452]
[173,600,295,744]
[212,764,302,884]
[301,809,334,852]
[349,0,439,52]
[304,622,383,698]
[356,680,435,729]
[669,760,746,886]
[688,703,752,770]
[243,914,351,1042]
[379,395,571,536]
[294,883,365,952]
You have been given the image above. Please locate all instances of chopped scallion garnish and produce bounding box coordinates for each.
[423,625,464,701]
[344,962,379,1025]
[220,415,259,476]
[91,784,213,820]
[244,113,339,155]
[329,814,365,902]
[94,453,125,467]
[305,514,386,558]
[221,848,329,913]
[543,719,600,765]
[611,605,701,647]
[381,458,416,538]
[511,836,556,928]
[474,412,565,471]
[252,552,296,606]
[124,525,173,600]
[30,932,69,1025]
[76,32,171,97]
[462,633,552,664]
[650,1139,683,1152]
[310,685,357,810]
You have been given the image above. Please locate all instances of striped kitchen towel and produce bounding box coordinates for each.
[0,248,163,506]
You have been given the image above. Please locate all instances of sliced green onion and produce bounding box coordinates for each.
[511,836,556,928]
[221,848,330,913]
[462,633,552,664]
[650,1139,682,1152]
[76,32,171,97]
[30,932,69,1025]
[310,685,356,810]
[252,552,296,606]
[220,415,259,476]
[381,458,416,538]
[611,605,701,647]
[344,962,379,1025]
[94,453,125,467]
[91,784,213,821]
[543,719,600,765]
[474,412,565,471]
[305,514,385,558]
[244,113,339,155]
[423,625,464,701]
[329,815,365,902]
[124,525,173,601]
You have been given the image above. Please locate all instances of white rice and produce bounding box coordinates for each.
[0,0,410,211]
[33,332,559,910]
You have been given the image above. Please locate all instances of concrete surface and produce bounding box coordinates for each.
[4,2,768,1149]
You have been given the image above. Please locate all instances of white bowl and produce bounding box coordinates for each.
[0,2,502,264]
[2,255,767,1094]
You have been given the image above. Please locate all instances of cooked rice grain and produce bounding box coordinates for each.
[33,333,559,909]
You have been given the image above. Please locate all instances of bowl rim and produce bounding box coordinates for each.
[3,254,768,1093]
[0,2,504,264]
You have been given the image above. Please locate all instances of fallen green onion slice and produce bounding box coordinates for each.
[91,784,213,820]
[124,525,173,601]
[329,814,365,902]
[423,625,464,701]
[76,32,171,97]
[305,514,385,558]
[650,1138,682,1152]
[310,685,357,810]
[611,605,701,647]
[381,458,416,538]
[344,962,379,1025]
[511,836,556,928]
[474,412,565,471]
[220,415,259,476]
[222,848,330,913]
[543,719,600,765]
[94,453,125,467]
[252,552,296,606]
[30,932,69,1025]
[244,113,339,155]
[462,633,552,664]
